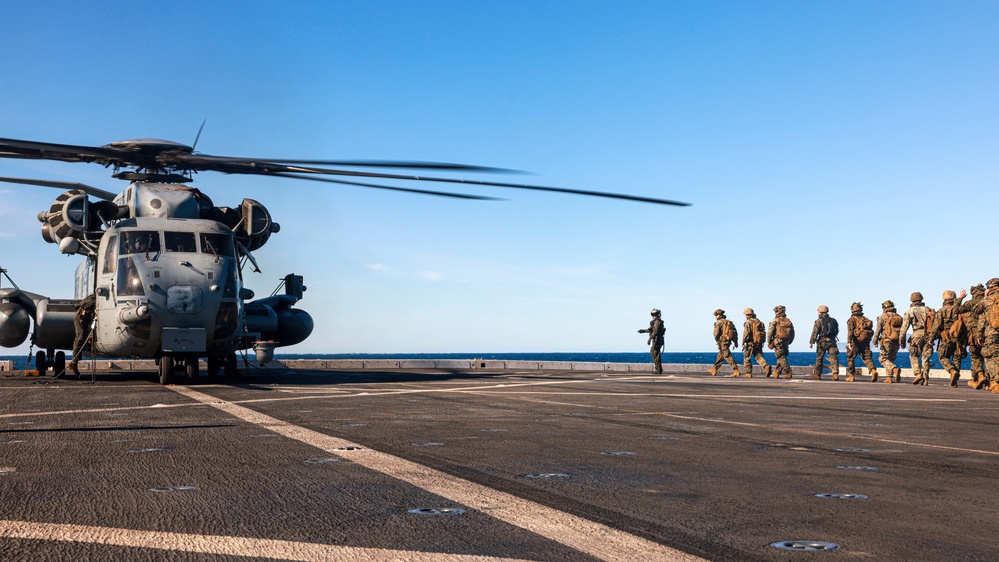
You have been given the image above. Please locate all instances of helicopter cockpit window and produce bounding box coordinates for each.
[200,233,235,259]
[164,232,197,253]
[102,235,118,274]
[120,231,159,254]
[117,257,145,296]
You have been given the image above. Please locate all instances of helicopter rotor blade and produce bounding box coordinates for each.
[0,137,123,164]
[0,175,117,200]
[270,164,691,206]
[0,135,691,207]
[172,153,521,173]
[270,172,503,200]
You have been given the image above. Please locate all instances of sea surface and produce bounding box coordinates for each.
[1,351,962,371]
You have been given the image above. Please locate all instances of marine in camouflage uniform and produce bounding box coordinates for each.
[900,292,934,385]
[845,302,878,382]
[69,292,97,376]
[872,300,902,383]
[708,309,741,377]
[766,305,795,379]
[742,308,771,378]
[977,278,999,392]
[809,305,840,380]
[928,289,968,387]
[638,308,666,374]
[959,284,988,389]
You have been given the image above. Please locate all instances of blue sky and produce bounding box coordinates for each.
[1,1,997,354]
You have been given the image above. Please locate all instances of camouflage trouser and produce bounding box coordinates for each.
[878,339,900,372]
[846,341,876,374]
[713,340,738,371]
[813,337,839,376]
[72,312,94,360]
[907,331,934,376]
[772,341,792,377]
[982,332,999,382]
[936,338,963,375]
[743,343,769,373]
[650,345,663,374]
[968,340,985,378]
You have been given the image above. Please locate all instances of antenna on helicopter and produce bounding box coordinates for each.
[192,120,207,151]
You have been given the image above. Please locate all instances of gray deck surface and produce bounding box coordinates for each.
[0,365,995,561]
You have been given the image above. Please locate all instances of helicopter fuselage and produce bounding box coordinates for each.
[92,216,243,359]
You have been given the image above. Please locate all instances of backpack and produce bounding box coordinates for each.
[947,313,965,342]
[775,317,793,341]
[750,318,766,344]
[819,316,838,339]
[883,313,902,341]
[923,308,936,335]
[990,299,999,330]
[852,316,874,341]
[721,319,737,342]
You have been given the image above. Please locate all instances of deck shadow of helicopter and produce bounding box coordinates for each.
[221,367,514,389]
[32,366,514,388]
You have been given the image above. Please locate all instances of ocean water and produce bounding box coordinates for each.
[0,351,960,371]
[279,351,958,369]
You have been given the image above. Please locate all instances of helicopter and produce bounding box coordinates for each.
[0,134,689,384]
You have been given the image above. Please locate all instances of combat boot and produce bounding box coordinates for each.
[832,373,839,381]
[912,374,924,385]
[811,372,821,380]
[764,365,773,378]
[870,369,878,383]
[883,375,892,384]
[969,377,986,390]
[894,367,901,383]
[991,381,999,394]
[949,370,960,387]
[708,368,717,376]
[69,360,79,377]
[845,373,855,382]
[731,368,741,378]
[782,373,792,379]
[743,370,753,378]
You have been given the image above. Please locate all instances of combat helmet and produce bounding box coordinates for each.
[773,305,786,314]
[882,299,895,310]
[988,278,999,289]
[650,308,661,316]
[972,284,985,295]
[850,302,863,313]
[713,309,725,317]
[743,308,754,316]
[942,290,957,300]
[910,291,923,303]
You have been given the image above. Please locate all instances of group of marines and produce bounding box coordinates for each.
[700,278,999,390]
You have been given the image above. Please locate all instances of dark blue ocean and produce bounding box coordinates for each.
[0,351,959,370]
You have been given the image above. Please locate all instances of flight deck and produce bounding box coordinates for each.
[0,364,996,561]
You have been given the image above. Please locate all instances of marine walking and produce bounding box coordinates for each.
[809,305,840,380]
[873,300,903,383]
[845,302,878,382]
[708,309,740,377]
[766,305,794,379]
[742,308,771,378]
[900,292,934,385]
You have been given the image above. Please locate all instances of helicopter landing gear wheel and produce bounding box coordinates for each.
[185,356,200,383]
[224,353,240,378]
[35,351,48,375]
[53,351,66,377]
[159,355,173,385]
[206,356,222,380]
